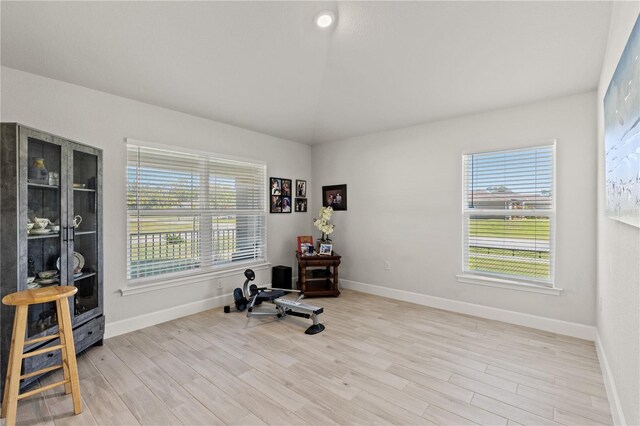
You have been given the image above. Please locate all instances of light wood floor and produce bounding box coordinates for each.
[10,290,612,426]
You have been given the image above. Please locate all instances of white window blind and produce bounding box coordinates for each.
[462,144,555,286]
[127,143,266,281]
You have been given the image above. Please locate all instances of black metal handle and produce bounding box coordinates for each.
[47,353,54,358]
[63,226,68,242]
[88,331,93,335]
[70,227,75,241]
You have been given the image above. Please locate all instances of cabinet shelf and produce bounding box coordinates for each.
[28,182,59,190]
[73,187,95,192]
[74,272,96,282]
[74,231,96,236]
[27,233,60,240]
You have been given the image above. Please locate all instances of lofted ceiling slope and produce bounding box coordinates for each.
[1,1,611,144]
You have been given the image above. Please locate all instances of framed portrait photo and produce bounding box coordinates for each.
[319,243,333,255]
[269,177,292,213]
[270,177,282,195]
[295,198,308,212]
[296,179,307,197]
[281,179,292,197]
[322,184,347,211]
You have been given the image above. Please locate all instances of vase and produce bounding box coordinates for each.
[29,157,48,184]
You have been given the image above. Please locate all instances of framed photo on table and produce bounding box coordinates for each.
[322,184,347,211]
[319,243,333,255]
[297,235,313,254]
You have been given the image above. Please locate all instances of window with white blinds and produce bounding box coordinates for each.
[126,142,266,281]
[462,144,555,286]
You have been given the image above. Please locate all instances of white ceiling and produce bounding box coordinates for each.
[1,1,611,145]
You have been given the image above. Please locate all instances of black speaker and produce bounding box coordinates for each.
[272,265,292,290]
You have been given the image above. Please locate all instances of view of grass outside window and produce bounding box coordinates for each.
[463,145,555,285]
[126,143,266,281]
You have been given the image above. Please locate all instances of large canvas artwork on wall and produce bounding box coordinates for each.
[604,15,640,227]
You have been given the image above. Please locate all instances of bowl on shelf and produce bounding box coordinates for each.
[37,270,58,279]
[26,222,35,232]
[49,225,60,232]
[27,276,36,284]
[33,217,50,229]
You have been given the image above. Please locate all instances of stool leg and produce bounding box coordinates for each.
[2,305,28,425]
[57,296,82,414]
[55,300,71,395]
[1,306,20,418]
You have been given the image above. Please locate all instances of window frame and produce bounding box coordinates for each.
[458,141,558,292]
[125,138,268,288]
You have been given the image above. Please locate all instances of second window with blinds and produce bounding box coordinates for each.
[126,141,267,283]
[460,143,556,289]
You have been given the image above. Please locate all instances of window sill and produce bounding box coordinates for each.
[120,261,272,296]
[456,274,562,295]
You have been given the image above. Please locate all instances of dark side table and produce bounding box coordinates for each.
[296,252,341,297]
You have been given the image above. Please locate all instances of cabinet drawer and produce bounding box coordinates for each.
[23,315,104,376]
[75,315,104,352]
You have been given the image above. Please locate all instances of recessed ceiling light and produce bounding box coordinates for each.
[314,11,336,29]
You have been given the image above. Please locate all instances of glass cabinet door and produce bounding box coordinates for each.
[68,144,102,324]
[23,130,66,338]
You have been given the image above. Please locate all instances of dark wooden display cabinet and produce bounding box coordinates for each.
[296,252,341,297]
[0,124,104,397]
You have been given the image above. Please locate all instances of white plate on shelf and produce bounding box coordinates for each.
[75,252,85,270]
[35,278,59,285]
[56,251,84,271]
[30,228,52,235]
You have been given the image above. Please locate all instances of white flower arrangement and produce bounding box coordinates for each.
[313,206,335,241]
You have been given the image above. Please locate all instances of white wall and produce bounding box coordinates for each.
[1,67,312,329]
[596,4,640,425]
[312,92,597,326]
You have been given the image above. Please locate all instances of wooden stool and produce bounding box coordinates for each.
[1,286,82,425]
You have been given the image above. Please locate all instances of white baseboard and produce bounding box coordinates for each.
[341,279,596,341]
[104,291,235,339]
[595,331,627,426]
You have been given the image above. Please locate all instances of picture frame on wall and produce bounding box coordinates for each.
[270,177,281,195]
[295,198,308,212]
[296,180,307,197]
[270,195,282,213]
[604,16,639,228]
[282,179,292,197]
[270,177,292,213]
[322,184,347,211]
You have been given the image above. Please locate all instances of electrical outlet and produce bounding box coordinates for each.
[384,261,391,271]
[217,279,223,290]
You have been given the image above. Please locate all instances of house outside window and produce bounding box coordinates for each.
[461,143,556,287]
[126,141,267,283]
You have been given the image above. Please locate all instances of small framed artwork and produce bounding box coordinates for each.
[270,177,292,213]
[295,198,308,212]
[319,243,333,255]
[322,184,347,211]
[296,180,307,197]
